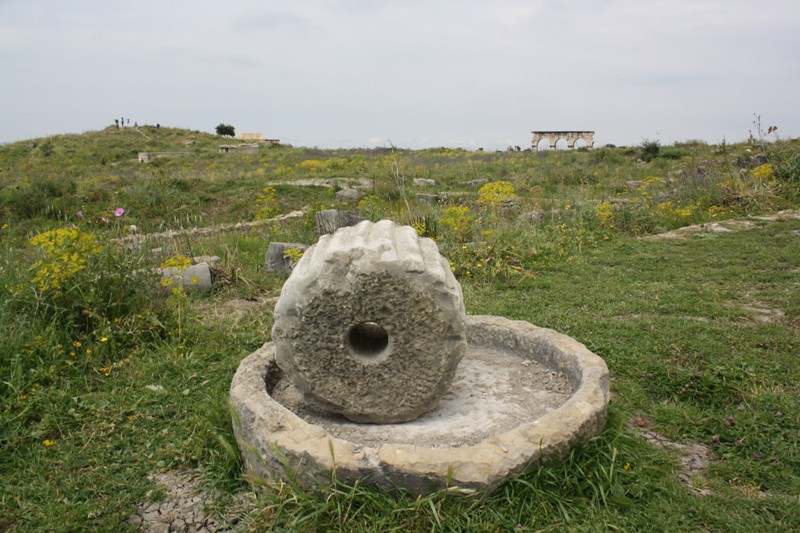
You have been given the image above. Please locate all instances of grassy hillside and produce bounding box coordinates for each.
[1,127,798,531]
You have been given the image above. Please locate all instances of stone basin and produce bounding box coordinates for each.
[230,315,609,496]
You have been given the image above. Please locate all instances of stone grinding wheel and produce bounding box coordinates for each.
[272,220,467,423]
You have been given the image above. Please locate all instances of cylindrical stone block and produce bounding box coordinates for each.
[272,220,466,423]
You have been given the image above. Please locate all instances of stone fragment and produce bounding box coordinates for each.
[519,210,545,224]
[158,263,213,293]
[415,193,446,205]
[315,209,365,235]
[192,255,220,268]
[335,188,365,205]
[272,220,466,423]
[413,178,436,187]
[264,242,309,272]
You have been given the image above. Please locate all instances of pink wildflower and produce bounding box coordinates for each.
[711,435,720,442]
[76,210,84,219]
[114,208,125,217]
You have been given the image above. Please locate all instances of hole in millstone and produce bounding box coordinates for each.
[348,322,389,359]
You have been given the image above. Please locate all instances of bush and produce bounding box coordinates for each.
[439,206,474,241]
[9,227,168,339]
[477,181,517,207]
[640,139,661,162]
[768,141,800,200]
[1,176,77,220]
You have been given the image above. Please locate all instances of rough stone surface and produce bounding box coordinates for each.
[158,263,213,293]
[193,255,221,268]
[314,209,365,235]
[415,193,446,205]
[264,242,308,272]
[230,314,609,496]
[413,178,436,187]
[272,220,466,423]
[647,210,800,240]
[335,188,366,205]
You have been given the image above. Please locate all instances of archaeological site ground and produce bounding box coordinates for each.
[1,125,798,531]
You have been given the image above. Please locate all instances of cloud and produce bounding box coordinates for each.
[1,0,799,146]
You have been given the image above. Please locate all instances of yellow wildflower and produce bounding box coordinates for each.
[43,439,56,447]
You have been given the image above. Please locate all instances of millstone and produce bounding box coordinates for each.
[272,219,466,423]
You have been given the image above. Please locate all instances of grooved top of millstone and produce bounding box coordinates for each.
[272,220,467,424]
[295,219,453,284]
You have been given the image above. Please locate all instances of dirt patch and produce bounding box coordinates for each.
[631,419,714,496]
[219,296,278,313]
[193,297,278,329]
[735,290,786,324]
[128,471,248,532]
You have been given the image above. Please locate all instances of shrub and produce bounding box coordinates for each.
[253,186,280,220]
[11,226,166,337]
[595,201,615,228]
[477,181,517,207]
[439,206,474,241]
[2,176,77,220]
[411,214,438,239]
[767,141,800,200]
[640,139,661,162]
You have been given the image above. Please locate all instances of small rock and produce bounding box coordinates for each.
[315,209,365,235]
[157,264,213,294]
[413,178,436,187]
[335,188,365,205]
[265,242,309,272]
[415,193,446,205]
[192,255,220,268]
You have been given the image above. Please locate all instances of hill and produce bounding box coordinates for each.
[0,125,798,531]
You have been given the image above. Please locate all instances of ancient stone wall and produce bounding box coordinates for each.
[137,151,191,163]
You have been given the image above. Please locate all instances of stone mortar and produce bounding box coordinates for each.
[231,315,610,496]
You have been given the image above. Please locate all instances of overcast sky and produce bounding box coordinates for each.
[1,0,798,149]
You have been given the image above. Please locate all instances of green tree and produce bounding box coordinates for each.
[215,123,235,137]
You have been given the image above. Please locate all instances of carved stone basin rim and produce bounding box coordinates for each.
[230,314,610,496]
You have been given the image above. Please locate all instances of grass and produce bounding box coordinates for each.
[0,127,798,531]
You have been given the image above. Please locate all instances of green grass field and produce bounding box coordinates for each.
[1,127,798,531]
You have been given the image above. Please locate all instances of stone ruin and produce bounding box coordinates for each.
[231,220,609,495]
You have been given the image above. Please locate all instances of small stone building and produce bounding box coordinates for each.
[218,144,259,154]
